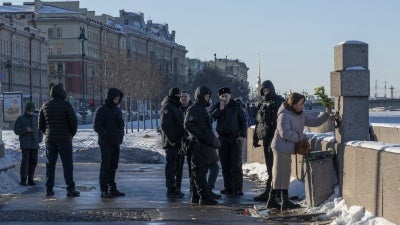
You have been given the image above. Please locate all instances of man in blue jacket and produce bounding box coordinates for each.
[14,102,42,186]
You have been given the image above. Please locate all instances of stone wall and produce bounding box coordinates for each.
[245,127,400,224]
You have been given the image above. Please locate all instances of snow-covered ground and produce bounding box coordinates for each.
[1,111,399,224]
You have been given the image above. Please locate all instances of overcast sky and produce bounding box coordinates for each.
[10,0,400,97]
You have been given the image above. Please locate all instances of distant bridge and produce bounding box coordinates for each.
[369,98,400,110]
[309,99,400,111]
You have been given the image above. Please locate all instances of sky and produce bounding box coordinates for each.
[2,110,400,224]
[9,0,400,97]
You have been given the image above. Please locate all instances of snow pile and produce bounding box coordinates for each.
[243,162,395,225]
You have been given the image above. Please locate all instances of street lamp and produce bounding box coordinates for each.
[5,59,12,91]
[78,27,87,123]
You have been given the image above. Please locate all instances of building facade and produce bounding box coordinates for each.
[0,11,48,109]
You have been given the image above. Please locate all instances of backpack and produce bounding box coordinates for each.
[255,100,278,140]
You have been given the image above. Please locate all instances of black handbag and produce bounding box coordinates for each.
[295,140,311,155]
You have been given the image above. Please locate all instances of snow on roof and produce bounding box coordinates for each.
[338,40,367,45]
[0,5,34,13]
[37,5,79,14]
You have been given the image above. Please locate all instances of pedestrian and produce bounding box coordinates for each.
[178,90,194,197]
[93,88,125,198]
[205,98,221,199]
[160,87,185,198]
[267,92,331,210]
[14,102,42,186]
[210,87,247,196]
[184,86,221,205]
[38,83,80,197]
[252,80,285,202]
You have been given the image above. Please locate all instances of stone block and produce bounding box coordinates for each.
[334,97,370,143]
[355,148,381,217]
[341,146,357,206]
[304,156,335,207]
[382,151,400,224]
[330,70,370,97]
[246,128,265,164]
[334,41,368,71]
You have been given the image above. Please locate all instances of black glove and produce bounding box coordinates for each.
[253,140,261,148]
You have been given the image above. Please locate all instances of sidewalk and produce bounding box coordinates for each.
[0,162,272,225]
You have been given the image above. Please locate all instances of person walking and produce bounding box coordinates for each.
[210,87,247,196]
[252,80,285,202]
[160,87,185,198]
[14,102,42,186]
[93,88,125,198]
[184,86,220,205]
[267,92,331,210]
[39,83,80,197]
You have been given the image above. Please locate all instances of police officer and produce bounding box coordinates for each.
[210,87,247,196]
[160,87,185,198]
[184,86,220,205]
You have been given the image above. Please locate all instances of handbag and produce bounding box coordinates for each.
[295,140,311,155]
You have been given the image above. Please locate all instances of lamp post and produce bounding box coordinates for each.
[78,27,87,123]
[5,60,12,91]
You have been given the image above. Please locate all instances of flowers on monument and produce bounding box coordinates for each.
[314,86,333,108]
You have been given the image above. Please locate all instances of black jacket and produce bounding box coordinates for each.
[184,86,214,145]
[253,80,285,143]
[210,99,247,138]
[39,84,77,143]
[14,112,42,149]
[160,95,184,149]
[93,88,124,146]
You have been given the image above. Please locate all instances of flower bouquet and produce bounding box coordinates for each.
[314,86,333,108]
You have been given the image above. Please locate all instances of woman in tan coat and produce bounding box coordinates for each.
[267,92,331,210]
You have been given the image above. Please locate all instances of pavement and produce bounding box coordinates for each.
[0,161,278,225]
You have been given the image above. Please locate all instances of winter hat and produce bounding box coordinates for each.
[25,102,35,111]
[260,80,275,96]
[218,87,231,96]
[168,87,181,97]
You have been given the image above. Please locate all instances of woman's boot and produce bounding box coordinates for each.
[280,189,301,211]
[266,189,281,210]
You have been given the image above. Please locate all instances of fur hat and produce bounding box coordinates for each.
[218,87,231,96]
[25,102,35,111]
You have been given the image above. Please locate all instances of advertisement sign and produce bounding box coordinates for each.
[3,92,23,122]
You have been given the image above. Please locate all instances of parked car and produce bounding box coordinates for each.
[77,109,93,124]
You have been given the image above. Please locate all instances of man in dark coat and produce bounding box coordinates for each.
[93,88,125,198]
[14,102,42,186]
[210,87,247,196]
[160,87,185,198]
[39,83,79,197]
[185,86,220,205]
[253,80,285,202]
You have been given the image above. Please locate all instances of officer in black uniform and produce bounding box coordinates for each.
[210,87,247,196]
[184,86,220,205]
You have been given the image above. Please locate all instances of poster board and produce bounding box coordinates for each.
[3,92,23,122]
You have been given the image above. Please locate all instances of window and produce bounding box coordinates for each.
[49,46,53,55]
[57,45,62,54]
[124,20,128,25]
[56,28,62,38]
[49,63,55,74]
[48,28,54,38]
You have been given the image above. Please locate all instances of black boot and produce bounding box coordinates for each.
[281,189,301,211]
[199,189,218,205]
[266,189,281,210]
[254,186,271,202]
[190,190,200,204]
[110,185,125,197]
[207,188,221,199]
[66,189,80,197]
[175,187,185,198]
